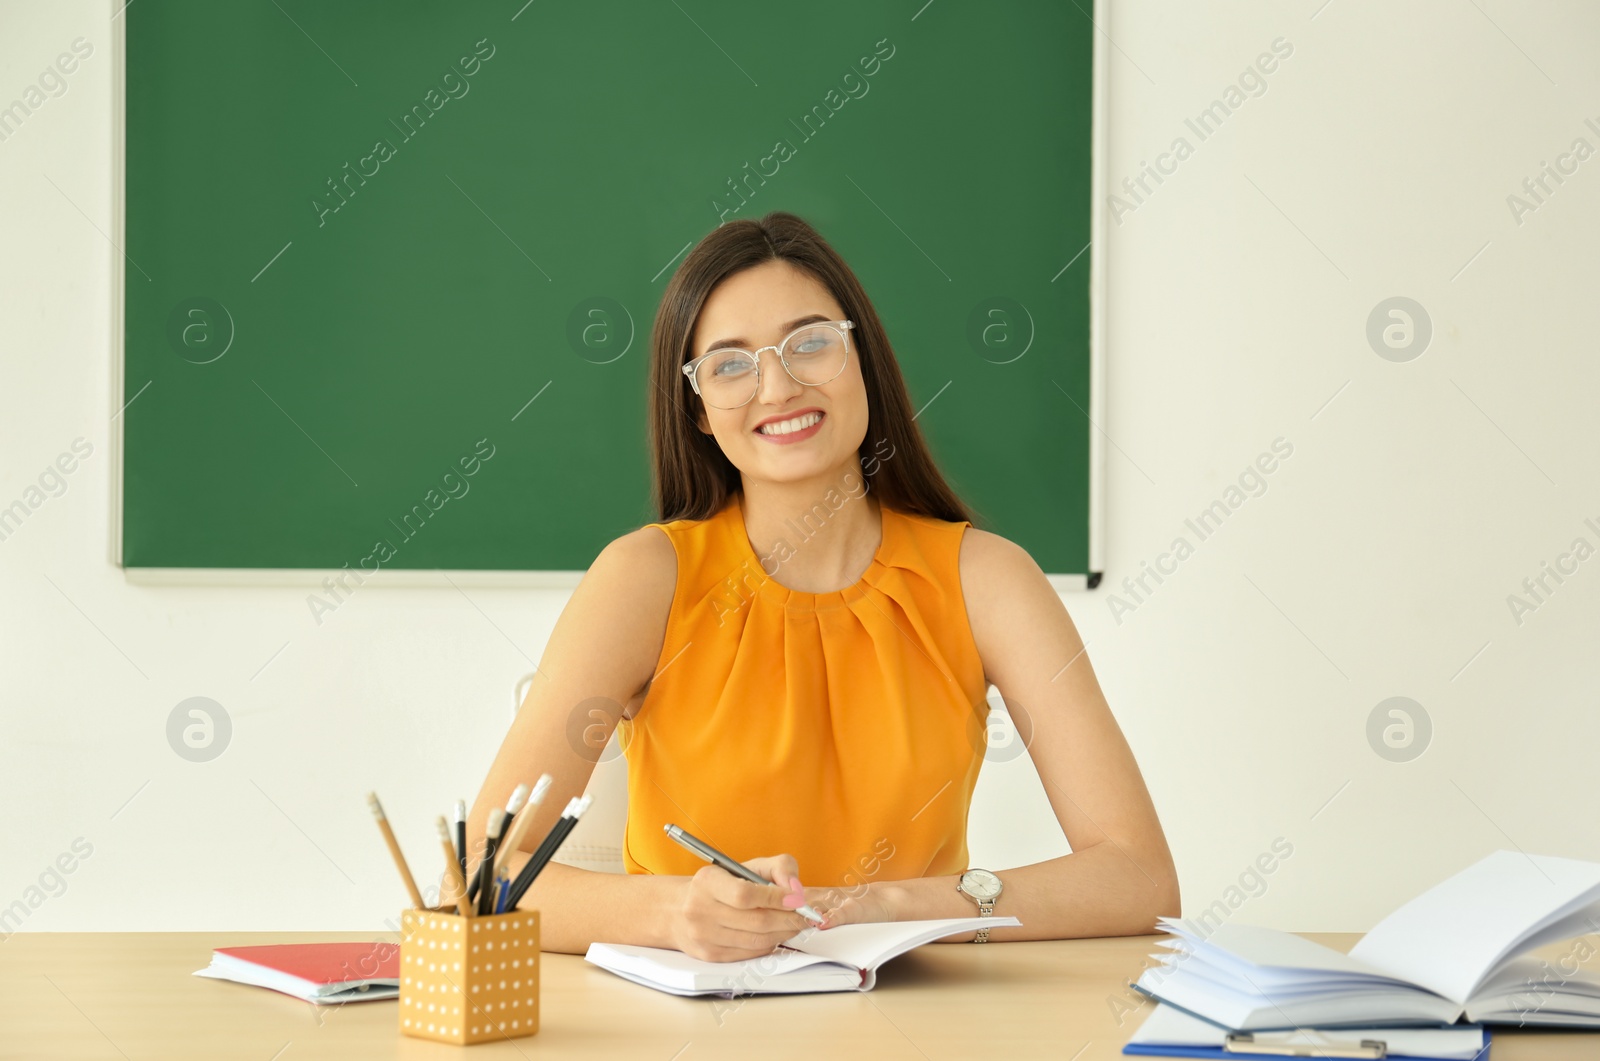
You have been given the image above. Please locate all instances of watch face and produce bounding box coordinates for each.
[962,870,1002,900]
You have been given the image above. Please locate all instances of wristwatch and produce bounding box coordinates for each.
[955,868,1003,943]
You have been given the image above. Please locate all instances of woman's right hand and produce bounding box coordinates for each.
[668,854,818,962]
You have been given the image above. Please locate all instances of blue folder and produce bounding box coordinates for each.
[1122,1002,1491,1061]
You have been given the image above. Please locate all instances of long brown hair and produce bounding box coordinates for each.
[648,211,977,527]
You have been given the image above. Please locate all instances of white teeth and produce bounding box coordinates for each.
[758,412,822,436]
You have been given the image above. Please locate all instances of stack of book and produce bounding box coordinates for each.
[1122,849,1600,1060]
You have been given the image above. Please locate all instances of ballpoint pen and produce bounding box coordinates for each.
[663,823,825,924]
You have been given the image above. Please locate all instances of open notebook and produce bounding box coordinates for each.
[586,915,1022,997]
[1134,849,1600,1030]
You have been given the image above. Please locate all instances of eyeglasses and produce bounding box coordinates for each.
[682,319,855,410]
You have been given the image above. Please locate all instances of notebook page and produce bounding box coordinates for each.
[585,941,846,992]
[782,916,1022,970]
[1349,850,1600,1004]
[1159,919,1405,983]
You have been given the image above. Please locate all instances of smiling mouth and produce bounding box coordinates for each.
[755,410,825,436]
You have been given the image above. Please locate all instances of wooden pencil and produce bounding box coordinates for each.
[366,791,424,909]
[435,815,473,918]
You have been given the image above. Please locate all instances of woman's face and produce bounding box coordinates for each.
[689,259,869,487]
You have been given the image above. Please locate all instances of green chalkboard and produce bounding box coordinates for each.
[123,0,1096,576]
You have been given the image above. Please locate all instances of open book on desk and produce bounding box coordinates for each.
[585,915,1022,997]
[1134,849,1600,1030]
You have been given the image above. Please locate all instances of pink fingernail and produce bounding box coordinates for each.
[782,892,805,909]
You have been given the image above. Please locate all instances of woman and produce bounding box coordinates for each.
[470,212,1178,962]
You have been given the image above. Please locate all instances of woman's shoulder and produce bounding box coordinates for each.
[947,521,1042,619]
[595,506,729,600]
[598,524,678,581]
[954,524,1040,591]
[889,507,1025,575]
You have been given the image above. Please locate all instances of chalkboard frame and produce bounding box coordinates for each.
[108,2,1107,591]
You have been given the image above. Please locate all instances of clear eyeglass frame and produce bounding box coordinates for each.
[681,319,855,410]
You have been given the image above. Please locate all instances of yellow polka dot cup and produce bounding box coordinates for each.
[398,907,540,1045]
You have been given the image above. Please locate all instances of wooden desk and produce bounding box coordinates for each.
[1,931,1593,1059]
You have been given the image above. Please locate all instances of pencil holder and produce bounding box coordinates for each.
[398,906,541,1045]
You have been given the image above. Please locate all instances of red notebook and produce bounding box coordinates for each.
[193,942,400,1004]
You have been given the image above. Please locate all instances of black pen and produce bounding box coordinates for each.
[475,808,505,916]
[503,796,592,910]
[501,782,531,834]
[453,799,467,889]
[663,823,824,924]
[467,784,529,903]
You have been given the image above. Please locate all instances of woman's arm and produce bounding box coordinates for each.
[848,529,1182,941]
[493,847,686,953]
[462,526,683,954]
[474,525,840,962]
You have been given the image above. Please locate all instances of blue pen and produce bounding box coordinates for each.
[496,874,509,914]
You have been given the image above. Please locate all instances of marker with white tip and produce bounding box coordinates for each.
[505,794,594,910]
[494,775,555,881]
[475,808,506,917]
[453,799,467,888]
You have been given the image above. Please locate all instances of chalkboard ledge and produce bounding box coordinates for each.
[123,567,591,590]
[121,568,1099,592]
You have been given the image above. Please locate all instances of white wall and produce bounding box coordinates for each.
[2,0,1596,933]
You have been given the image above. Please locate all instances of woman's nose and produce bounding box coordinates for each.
[754,347,803,403]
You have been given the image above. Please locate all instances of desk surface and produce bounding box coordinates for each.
[0,931,1592,1060]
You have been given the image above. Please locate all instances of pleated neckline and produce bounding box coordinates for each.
[725,492,893,610]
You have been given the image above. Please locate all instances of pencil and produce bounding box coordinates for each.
[367,792,424,909]
[493,774,554,881]
[435,815,473,918]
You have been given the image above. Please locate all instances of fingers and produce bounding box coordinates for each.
[740,853,802,896]
[687,865,813,934]
[742,851,806,889]
[680,928,794,963]
[702,857,802,911]
[677,855,817,962]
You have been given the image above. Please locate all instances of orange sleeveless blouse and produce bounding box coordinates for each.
[619,491,989,889]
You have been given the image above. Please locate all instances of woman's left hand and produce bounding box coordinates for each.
[801,880,899,929]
